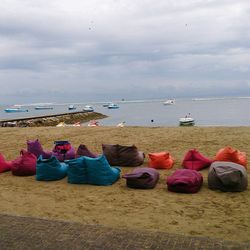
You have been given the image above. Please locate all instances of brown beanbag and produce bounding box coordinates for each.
[102,144,144,166]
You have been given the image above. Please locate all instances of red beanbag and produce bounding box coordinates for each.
[0,153,13,173]
[11,150,37,176]
[148,152,174,169]
[166,169,203,193]
[182,149,213,171]
[215,146,247,168]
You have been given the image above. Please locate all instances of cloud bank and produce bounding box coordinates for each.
[0,0,250,104]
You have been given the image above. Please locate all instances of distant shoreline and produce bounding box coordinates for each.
[0,111,107,127]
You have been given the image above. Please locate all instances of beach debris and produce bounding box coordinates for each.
[117,121,125,127]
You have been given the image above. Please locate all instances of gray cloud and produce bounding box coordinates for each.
[0,0,250,104]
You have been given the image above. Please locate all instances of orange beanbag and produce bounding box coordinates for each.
[148,152,174,169]
[215,146,247,168]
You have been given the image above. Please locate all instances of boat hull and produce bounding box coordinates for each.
[5,109,28,113]
[179,118,195,126]
[35,107,53,110]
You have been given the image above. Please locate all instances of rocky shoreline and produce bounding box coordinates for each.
[0,111,107,127]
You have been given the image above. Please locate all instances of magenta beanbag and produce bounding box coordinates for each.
[0,153,12,173]
[166,169,203,193]
[182,149,213,171]
[11,150,37,176]
[122,167,159,189]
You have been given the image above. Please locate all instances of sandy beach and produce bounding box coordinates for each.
[0,126,249,243]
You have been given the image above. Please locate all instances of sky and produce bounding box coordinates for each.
[0,0,250,104]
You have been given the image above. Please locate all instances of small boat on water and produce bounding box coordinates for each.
[179,117,195,126]
[108,103,119,109]
[83,105,94,112]
[35,106,53,110]
[5,106,28,113]
[102,103,110,107]
[163,99,175,105]
[68,104,76,110]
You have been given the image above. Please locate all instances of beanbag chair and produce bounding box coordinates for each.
[215,146,247,168]
[166,169,203,193]
[27,139,52,159]
[85,154,120,185]
[36,156,68,181]
[67,157,88,184]
[0,153,12,173]
[122,167,159,189]
[76,144,98,158]
[102,144,145,166]
[208,161,248,192]
[52,141,75,162]
[182,149,213,171]
[11,150,37,176]
[148,152,174,169]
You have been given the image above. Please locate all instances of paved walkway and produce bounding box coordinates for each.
[0,214,249,250]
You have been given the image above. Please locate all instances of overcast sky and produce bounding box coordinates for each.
[0,0,250,104]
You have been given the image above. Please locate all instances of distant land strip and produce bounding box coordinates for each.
[0,111,107,127]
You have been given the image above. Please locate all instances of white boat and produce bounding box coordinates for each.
[35,106,53,110]
[5,107,28,113]
[108,103,119,109]
[163,99,175,105]
[179,117,195,126]
[83,105,94,112]
[68,104,76,110]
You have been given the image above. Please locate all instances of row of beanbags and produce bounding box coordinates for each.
[208,161,248,192]
[67,155,120,185]
[27,140,144,167]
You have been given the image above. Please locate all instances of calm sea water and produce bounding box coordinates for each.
[0,97,250,127]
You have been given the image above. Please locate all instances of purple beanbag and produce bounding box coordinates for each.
[122,167,159,189]
[27,139,52,159]
[76,144,98,158]
[166,169,203,193]
[52,141,75,162]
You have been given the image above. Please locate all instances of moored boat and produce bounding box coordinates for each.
[35,106,53,110]
[108,103,119,109]
[179,117,195,126]
[163,99,175,105]
[5,107,28,113]
[83,105,94,112]
[68,104,76,110]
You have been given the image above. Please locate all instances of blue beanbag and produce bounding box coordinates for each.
[36,156,68,181]
[67,157,88,184]
[85,155,120,186]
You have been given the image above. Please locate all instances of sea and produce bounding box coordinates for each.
[0,97,250,127]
